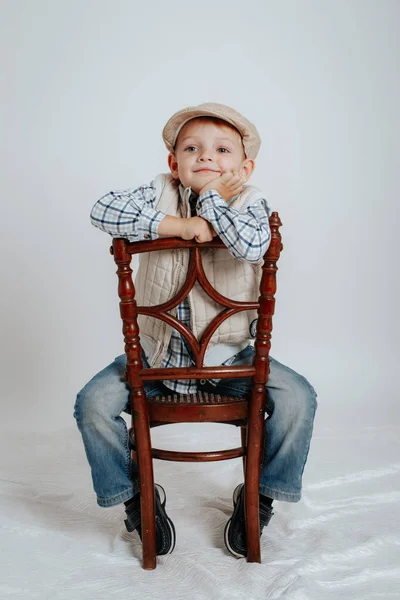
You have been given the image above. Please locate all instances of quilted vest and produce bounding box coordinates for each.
[135,173,264,367]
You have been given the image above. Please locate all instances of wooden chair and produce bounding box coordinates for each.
[110,212,283,569]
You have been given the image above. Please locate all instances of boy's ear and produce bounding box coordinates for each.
[168,153,180,180]
[240,158,255,182]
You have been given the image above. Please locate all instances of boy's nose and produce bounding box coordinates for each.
[198,154,214,162]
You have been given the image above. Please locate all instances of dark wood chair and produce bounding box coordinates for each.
[110,212,283,569]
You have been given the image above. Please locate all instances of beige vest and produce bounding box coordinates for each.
[136,174,264,367]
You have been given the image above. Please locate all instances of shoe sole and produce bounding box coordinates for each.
[224,484,246,559]
[154,484,176,555]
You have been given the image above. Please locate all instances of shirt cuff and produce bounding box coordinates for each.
[137,207,166,240]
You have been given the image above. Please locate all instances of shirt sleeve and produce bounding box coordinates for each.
[90,181,166,242]
[196,190,271,263]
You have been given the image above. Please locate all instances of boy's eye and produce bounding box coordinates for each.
[218,147,230,153]
[185,146,197,152]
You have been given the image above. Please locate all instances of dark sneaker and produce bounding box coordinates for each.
[224,484,274,558]
[124,484,176,555]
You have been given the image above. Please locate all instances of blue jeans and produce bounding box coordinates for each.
[74,346,317,507]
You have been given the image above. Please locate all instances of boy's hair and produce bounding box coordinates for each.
[163,102,261,160]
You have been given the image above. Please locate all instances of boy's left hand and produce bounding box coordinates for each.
[199,170,245,201]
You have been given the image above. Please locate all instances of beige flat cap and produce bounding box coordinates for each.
[162,102,261,159]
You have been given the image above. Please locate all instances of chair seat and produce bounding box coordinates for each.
[149,390,247,405]
[145,390,249,423]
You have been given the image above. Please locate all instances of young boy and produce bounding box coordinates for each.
[74,103,317,558]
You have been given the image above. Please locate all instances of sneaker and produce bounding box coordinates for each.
[124,484,176,555]
[224,484,274,558]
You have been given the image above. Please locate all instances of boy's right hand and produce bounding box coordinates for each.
[199,170,245,201]
[180,216,216,243]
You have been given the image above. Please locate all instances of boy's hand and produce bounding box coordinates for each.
[180,216,216,243]
[199,170,245,201]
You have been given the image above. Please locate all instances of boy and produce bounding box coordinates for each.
[74,103,317,558]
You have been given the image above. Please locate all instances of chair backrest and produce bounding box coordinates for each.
[111,212,282,391]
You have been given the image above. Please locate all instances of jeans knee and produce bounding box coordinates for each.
[74,385,99,429]
[269,370,317,425]
[74,359,130,428]
[73,380,125,431]
[295,375,317,421]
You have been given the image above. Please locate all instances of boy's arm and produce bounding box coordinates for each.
[91,181,215,243]
[90,182,167,242]
[196,190,271,263]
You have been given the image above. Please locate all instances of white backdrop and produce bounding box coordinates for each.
[1,1,399,598]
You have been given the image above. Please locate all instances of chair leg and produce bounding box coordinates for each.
[244,390,264,563]
[131,389,157,570]
[240,426,247,477]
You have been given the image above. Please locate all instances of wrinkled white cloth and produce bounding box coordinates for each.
[0,423,399,600]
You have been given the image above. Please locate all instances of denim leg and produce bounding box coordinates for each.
[212,347,317,503]
[74,354,166,507]
[260,357,317,502]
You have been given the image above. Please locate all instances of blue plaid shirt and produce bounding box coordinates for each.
[91,180,270,393]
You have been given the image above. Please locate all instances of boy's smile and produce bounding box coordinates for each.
[168,118,254,195]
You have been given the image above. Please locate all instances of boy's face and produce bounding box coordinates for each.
[168,118,255,194]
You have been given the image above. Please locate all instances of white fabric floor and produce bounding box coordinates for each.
[1,421,399,600]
